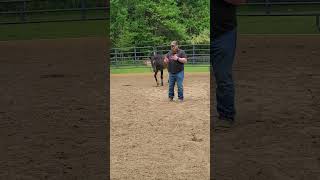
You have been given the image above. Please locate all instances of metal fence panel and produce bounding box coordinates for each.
[110,44,210,67]
[0,0,109,24]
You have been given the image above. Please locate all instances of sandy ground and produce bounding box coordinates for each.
[212,35,320,180]
[1,35,319,180]
[0,37,108,179]
[111,73,210,179]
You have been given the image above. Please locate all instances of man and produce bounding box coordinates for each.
[164,41,187,102]
[211,0,246,127]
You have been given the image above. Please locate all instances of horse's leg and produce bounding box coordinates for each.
[154,71,159,86]
[161,70,164,86]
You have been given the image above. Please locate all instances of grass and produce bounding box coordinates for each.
[237,4,320,34]
[0,19,108,41]
[110,65,210,74]
[1,16,318,41]
[238,4,320,14]
[238,16,320,34]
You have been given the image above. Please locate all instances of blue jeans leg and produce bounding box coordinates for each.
[211,29,237,119]
[176,71,184,100]
[168,73,176,98]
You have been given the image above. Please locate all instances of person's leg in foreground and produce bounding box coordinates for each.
[212,28,237,127]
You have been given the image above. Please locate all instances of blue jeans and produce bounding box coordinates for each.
[211,29,237,119]
[168,71,184,100]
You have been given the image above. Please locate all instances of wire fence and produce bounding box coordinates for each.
[110,44,210,68]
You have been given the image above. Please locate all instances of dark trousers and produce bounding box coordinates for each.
[211,28,237,119]
[168,71,184,100]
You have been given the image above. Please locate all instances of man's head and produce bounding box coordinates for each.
[170,41,179,54]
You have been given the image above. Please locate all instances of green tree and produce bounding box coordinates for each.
[110,0,209,48]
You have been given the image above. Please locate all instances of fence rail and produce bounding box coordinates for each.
[0,0,109,24]
[238,1,320,31]
[110,44,210,68]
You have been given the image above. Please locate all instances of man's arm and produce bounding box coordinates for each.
[177,57,187,64]
[224,0,246,6]
[176,51,187,64]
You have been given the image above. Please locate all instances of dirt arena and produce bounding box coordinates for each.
[213,35,320,180]
[110,73,210,179]
[111,35,320,180]
[1,35,319,180]
[0,38,108,179]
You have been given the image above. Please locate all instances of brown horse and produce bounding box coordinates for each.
[150,52,168,86]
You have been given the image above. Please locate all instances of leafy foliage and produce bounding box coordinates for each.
[110,0,209,47]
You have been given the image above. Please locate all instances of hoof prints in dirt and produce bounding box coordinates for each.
[191,134,203,142]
